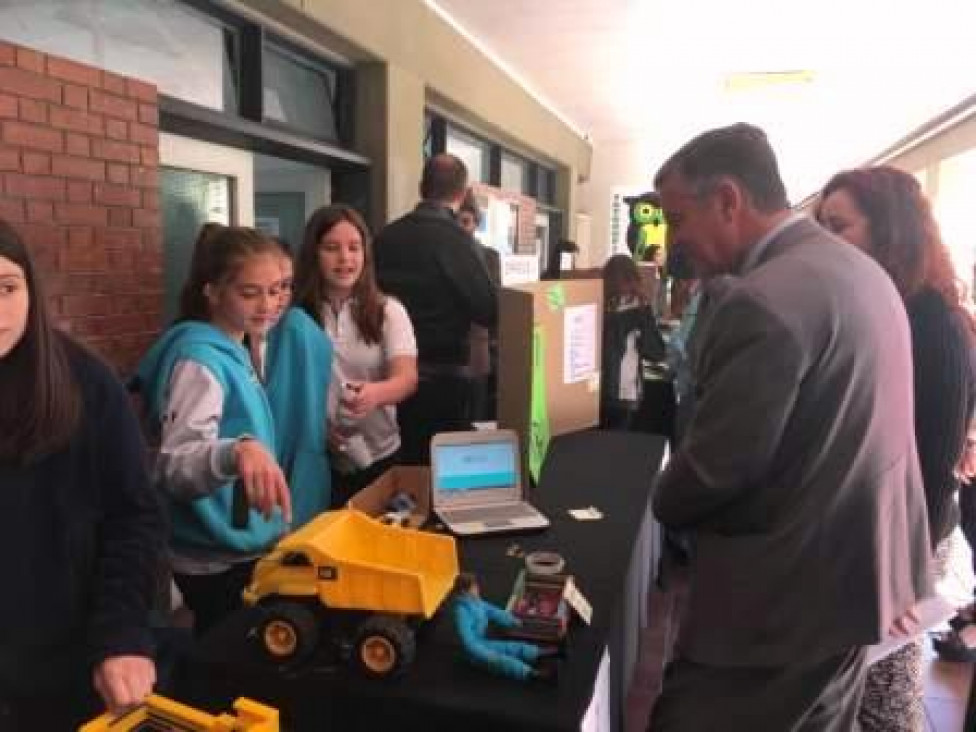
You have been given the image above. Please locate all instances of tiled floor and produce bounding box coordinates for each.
[625,530,976,732]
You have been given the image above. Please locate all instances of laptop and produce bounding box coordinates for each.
[431,429,549,536]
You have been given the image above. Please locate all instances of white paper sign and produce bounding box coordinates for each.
[563,303,597,384]
[500,254,540,286]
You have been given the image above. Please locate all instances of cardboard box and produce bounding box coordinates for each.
[497,279,603,481]
[348,466,430,529]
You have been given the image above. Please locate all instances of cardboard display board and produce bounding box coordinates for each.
[497,279,603,482]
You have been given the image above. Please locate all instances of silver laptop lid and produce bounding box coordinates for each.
[430,430,522,509]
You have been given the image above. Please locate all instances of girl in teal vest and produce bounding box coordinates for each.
[137,226,291,636]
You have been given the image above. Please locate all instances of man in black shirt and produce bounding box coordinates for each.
[374,154,497,464]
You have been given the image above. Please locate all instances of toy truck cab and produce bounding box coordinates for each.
[242,509,458,678]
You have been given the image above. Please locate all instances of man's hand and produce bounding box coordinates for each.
[235,438,292,523]
[93,655,155,716]
[888,605,921,638]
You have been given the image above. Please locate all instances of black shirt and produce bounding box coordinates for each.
[374,202,497,366]
[0,337,164,695]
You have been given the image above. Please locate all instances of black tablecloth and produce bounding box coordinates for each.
[176,431,667,732]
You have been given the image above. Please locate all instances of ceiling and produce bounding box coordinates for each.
[431,0,976,200]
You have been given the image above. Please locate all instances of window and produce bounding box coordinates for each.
[536,167,556,205]
[500,152,528,194]
[0,0,238,112]
[262,42,339,142]
[446,127,490,183]
[280,552,312,567]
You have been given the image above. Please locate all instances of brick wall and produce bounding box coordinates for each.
[0,41,161,374]
[472,182,538,254]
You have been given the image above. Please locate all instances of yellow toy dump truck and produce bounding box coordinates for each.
[242,508,459,678]
[79,694,278,731]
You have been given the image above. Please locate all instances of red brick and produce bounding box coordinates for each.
[140,146,158,166]
[27,200,54,222]
[46,56,101,87]
[5,173,65,200]
[0,67,62,103]
[126,78,156,103]
[99,227,141,249]
[93,182,140,207]
[56,202,107,226]
[63,84,88,110]
[89,89,136,121]
[15,48,45,74]
[131,166,158,189]
[68,227,92,250]
[53,155,105,181]
[132,208,160,228]
[142,188,159,209]
[91,138,139,163]
[62,247,109,272]
[3,121,63,152]
[66,180,92,203]
[22,152,50,174]
[108,208,132,227]
[106,163,129,185]
[129,122,157,146]
[137,104,158,127]
[65,132,89,157]
[49,106,103,135]
[19,222,67,249]
[0,93,16,119]
[18,98,46,124]
[101,71,127,96]
[0,198,24,222]
[0,146,19,171]
[0,43,15,67]
[63,294,113,316]
[105,117,127,141]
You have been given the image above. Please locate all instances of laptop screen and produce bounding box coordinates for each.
[433,440,517,494]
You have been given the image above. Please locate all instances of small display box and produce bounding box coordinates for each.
[348,466,430,528]
[505,568,571,643]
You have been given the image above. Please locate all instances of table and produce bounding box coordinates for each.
[176,431,667,732]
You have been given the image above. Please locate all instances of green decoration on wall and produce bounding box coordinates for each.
[529,325,551,483]
[546,284,566,312]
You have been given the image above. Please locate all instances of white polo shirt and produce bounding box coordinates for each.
[322,296,417,469]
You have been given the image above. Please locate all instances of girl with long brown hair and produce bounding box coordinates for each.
[294,204,417,506]
[0,220,164,727]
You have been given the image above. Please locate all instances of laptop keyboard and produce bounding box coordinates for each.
[442,503,540,524]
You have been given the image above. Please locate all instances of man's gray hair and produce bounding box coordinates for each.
[654,123,789,212]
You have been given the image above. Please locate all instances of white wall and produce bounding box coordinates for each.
[577,137,655,268]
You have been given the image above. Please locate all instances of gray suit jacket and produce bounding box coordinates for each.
[654,217,933,668]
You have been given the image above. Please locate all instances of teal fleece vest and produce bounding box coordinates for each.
[265,307,333,526]
[136,321,285,554]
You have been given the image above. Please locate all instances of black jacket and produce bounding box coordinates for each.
[0,337,164,696]
[375,202,498,366]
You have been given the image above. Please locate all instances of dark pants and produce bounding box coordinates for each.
[397,374,471,465]
[649,648,868,732]
[0,683,101,732]
[330,452,399,509]
[174,559,258,637]
[961,482,976,598]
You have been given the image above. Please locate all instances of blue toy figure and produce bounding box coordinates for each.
[452,573,557,682]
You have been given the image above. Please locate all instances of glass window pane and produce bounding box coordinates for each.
[263,44,338,142]
[161,167,232,322]
[501,152,527,194]
[446,128,488,183]
[0,0,237,112]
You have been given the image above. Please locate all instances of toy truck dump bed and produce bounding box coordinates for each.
[79,695,278,732]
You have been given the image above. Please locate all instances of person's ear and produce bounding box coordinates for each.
[715,179,742,222]
[203,282,218,309]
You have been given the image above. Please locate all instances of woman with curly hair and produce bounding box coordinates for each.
[817,166,976,731]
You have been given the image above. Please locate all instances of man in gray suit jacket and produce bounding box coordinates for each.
[648,124,932,731]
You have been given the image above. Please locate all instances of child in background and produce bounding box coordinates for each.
[137,226,291,636]
[293,204,418,507]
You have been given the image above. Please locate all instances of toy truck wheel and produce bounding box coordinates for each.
[353,615,416,678]
[258,601,319,664]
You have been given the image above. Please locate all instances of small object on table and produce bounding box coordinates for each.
[506,543,525,559]
[505,568,572,643]
[524,550,566,576]
[452,573,559,682]
[568,506,603,521]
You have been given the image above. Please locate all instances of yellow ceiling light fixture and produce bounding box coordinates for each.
[724,70,816,93]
